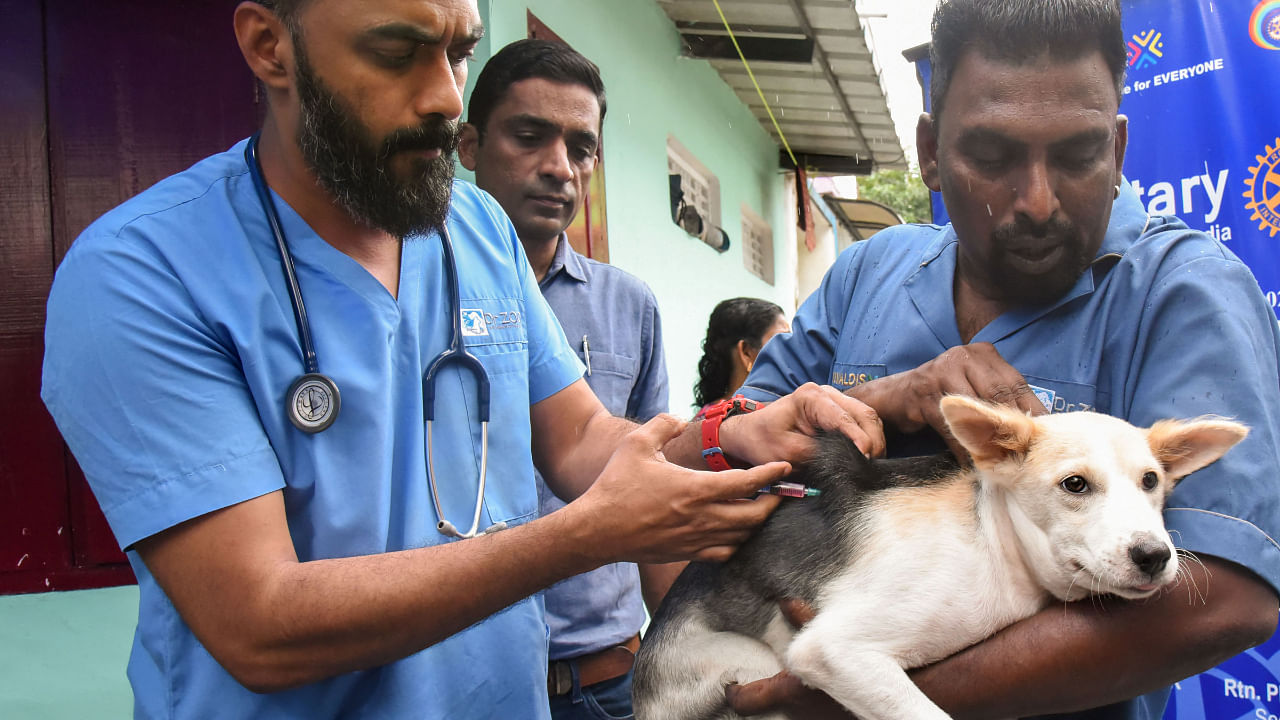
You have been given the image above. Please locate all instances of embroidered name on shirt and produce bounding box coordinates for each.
[485,310,522,330]
[832,371,881,387]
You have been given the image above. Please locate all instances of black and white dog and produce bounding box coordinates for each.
[633,396,1247,720]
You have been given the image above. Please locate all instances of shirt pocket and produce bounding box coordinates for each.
[581,350,637,417]
[830,362,887,391]
[440,298,537,526]
[1022,375,1107,414]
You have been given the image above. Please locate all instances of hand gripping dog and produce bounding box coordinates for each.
[633,396,1248,720]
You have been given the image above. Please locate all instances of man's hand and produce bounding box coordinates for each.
[726,598,851,719]
[568,414,792,565]
[719,383,886,466]
[848,343,1044,459]
[726,672,850,719]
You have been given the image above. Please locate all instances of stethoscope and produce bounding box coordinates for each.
[245,133,505,539]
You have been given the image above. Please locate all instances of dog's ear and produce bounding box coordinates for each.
[939,395,1037,467]
[1145,418,1249,483]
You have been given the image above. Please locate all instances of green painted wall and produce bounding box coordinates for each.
[0,586,136,717]
[0,2,795,715]
[473,0,795,415]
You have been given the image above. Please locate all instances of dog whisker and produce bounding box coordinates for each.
[1087,572,1105,612]
[1175,548,1209,605]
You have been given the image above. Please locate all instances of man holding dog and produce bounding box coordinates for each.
[728,0,1280,718]
[39,0,887,716]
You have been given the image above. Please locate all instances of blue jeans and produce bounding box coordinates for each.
[548,665,635,720]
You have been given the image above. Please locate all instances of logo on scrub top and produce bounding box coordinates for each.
[1127,28,1165,69]
[1250,1,1280,50]
[1029,385,1057,413]
[460,309,489,337]
[1245,137,1280,238]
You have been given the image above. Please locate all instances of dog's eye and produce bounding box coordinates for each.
[1141,471,1159,491]
[1060,475,1089,494]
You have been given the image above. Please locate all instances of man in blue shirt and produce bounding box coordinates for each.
[460,39,676,720]
[726,1,1280,719]
[39,1,886,718]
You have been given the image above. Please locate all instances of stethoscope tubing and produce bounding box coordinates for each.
[244,132,498,538]
[246,134,320,377]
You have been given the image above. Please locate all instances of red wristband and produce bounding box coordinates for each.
[701,395,764,471]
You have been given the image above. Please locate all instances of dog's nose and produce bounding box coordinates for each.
[1128,538,1171,577]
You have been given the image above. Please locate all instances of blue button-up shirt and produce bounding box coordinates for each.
[536,235,669,660]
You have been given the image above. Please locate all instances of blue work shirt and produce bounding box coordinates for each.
[41,139,583,719]
[535,235,669,660]
[742,182,1280,720]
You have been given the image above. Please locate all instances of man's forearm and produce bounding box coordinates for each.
[541,411,641,500]
[639,560,689,613]
[145,497,609,694]
[912,556,1278,719]
[663,418,712,469]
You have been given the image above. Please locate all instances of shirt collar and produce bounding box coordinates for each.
[908,177,1150,345]
[542,234,589,287]
[1096,176,1148,260]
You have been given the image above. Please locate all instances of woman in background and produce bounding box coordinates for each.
[693,297,790,418]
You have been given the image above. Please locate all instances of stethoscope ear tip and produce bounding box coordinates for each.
[436,519,507,539]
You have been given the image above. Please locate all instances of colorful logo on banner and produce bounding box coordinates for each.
[1128,28,1166,68]
[1245,137,1280,237]
[1251,1,1280,50]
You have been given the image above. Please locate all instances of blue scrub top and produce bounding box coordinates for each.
[42,139,584,718]
[743,182,1280,720]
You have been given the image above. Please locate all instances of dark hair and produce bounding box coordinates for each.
[928,0,1126,125]
[466,39,607,137]
[693,298,785,408]
[254,0,306,29]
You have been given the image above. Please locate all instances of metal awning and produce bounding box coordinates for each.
[656,0,907,175]
[824,195,904,240]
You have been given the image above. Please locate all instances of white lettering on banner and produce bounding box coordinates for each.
[1227,678,1262,700]
[1123,57,1224,93]
[1269,682,1279,702]
[1258,710,1279,720]
[1130,168,1229,223]
[1152,58,1226,86]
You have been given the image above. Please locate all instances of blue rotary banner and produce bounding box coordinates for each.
[1122,3,1280,718]
[1122,0,1280,324]
[911,2,1280,719]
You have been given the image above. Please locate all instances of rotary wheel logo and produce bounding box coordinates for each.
[1251,1,1280,50]
[1245,137,1280,237]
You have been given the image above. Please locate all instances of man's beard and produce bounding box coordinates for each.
[294,41,458,239]
[986,216,1093,306]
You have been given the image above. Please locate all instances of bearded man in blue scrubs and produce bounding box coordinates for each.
[38,1,886,718]
[726,1,1280,719]
[460,39,681,720]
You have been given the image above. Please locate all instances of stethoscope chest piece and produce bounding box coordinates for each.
[287,372,341,433]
